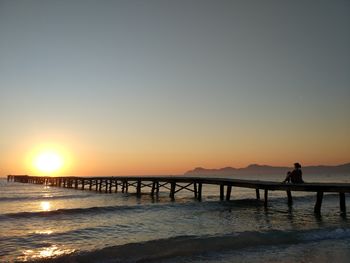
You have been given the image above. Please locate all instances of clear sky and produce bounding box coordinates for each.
[1,0,349,176]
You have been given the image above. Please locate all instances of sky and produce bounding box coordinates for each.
[0,0,349,176]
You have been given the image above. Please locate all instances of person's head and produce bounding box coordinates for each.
[287,171,291,176]
[294,162,301,169]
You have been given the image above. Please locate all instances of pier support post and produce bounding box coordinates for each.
[226,186,232,201]
[82,180,85,190]
[197,183,202,201]
[109,180,112,193]
[156,181,160,195]
[136,180,141,197]
[125,181,129,193]
[220,185,224,201]
[151,181,156,196]
[340,192,346,214]
[194,183,197,198]
[121,181,125,193]
[115,179,118,193]
[114,179,118,193]
[287,190,293,206]
[264,189,268,208]
[256,189,260,200]
[104,180,107,193]
[170,182,176,200]
[98,180,102,192]
[314,191,324,214]
[89,180,92,190]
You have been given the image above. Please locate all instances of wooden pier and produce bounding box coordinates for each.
[7,175,350,215]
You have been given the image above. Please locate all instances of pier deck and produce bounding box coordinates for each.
[7,175,350,214]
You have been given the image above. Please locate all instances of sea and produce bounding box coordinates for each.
[1,174,350,263]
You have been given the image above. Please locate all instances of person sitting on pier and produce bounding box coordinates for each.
[282,162,304,183]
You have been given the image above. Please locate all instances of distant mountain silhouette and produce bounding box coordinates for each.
[185,163,350,176]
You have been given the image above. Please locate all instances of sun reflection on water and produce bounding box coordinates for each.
[19,245,75,261]
[40,201,51,211]
[34,230,53,235]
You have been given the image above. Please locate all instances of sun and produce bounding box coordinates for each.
[35,151,63,173]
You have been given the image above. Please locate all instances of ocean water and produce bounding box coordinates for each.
[1,174,350,262]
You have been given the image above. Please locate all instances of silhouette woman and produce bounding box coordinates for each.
[283,162,304,183]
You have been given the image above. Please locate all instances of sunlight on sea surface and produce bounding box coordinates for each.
[40,201,51,211]
[34,230,54,235]
[19,245,75,262]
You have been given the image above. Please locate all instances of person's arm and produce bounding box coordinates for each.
[282,172,291,183]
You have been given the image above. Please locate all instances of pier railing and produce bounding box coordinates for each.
[7,175,350,215]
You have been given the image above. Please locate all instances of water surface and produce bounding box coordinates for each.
[1,174,349,262]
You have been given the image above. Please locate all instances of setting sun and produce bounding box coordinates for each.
[26,143,73,176]
[35,151,63,173]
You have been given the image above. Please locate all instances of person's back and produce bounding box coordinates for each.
[290,168,303,183]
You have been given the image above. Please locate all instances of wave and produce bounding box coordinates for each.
[30,227,350,263]
[0,201,204,220]
[0,201,229,220]
[0,204,146,219]
[0,225,122,246]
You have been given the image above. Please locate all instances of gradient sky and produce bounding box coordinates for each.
[1,0,349,176]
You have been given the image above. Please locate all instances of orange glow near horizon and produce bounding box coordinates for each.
[3,133,349,176]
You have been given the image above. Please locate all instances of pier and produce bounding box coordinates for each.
[7,175,350,214]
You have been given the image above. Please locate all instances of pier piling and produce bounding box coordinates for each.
[226,186,232,201]
[220,185,225,201]
[287,190,293,206]
[256,189,260,200]
[194,183,198,198]
[197,183,202,201]
[264,189,268,207]
[136,180,141,197]
[314,191,324,214]
[151,181,156,196]
[340,192,346,214]
[170,182,176,200]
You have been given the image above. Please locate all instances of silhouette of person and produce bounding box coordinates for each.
[282,162,304,183]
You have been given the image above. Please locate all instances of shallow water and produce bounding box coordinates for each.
[0,174,349,262]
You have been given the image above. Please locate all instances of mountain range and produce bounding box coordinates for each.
[185,163,350,176]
